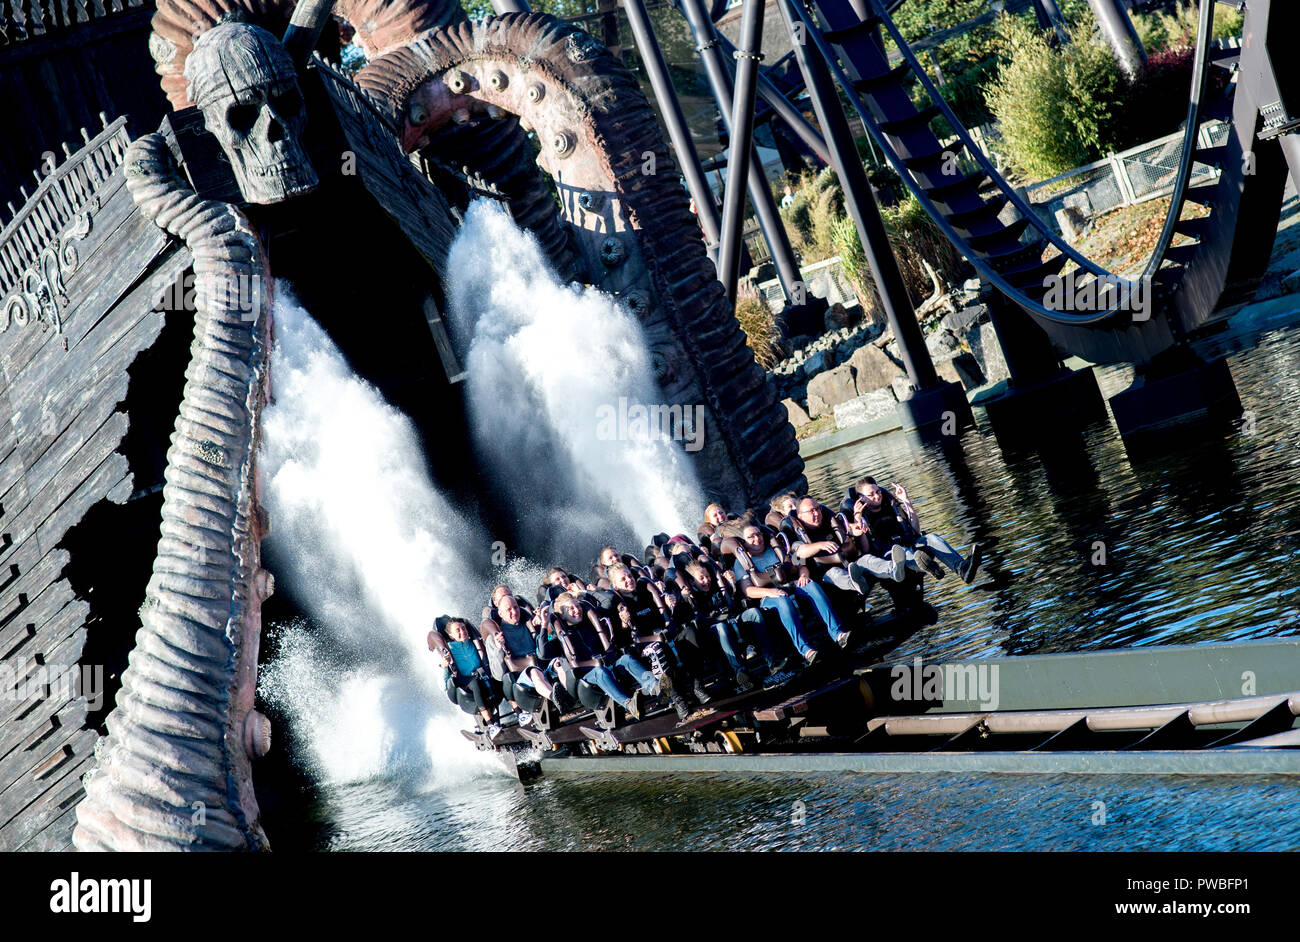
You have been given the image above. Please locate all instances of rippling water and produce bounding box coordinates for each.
[306,304,1300,852]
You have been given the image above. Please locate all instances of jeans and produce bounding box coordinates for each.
[579,664,634,707]
[760,581,842,656]
[906,532,965,574]
[713,608,779,672]
[614,653,660,696]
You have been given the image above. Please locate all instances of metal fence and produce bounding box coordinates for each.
[755,254,859,312]
[1024,121,1230,233]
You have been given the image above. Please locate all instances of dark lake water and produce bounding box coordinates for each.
[307,301,1300,852]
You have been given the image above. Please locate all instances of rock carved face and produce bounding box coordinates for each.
[185,23,318,205]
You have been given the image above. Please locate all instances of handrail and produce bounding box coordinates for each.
[797,0,1217,326]
[867,0,1117,284]
[793,1,1117,324]
[1137,0,1212,286]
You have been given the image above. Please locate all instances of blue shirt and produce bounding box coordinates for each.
[499,620,535,659]
[448,639,482,675]
[733,546,781,582]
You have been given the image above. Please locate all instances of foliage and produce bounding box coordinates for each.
[984,16,1126,181]
[733,284,783,370]
[1132,1,1244,54]
[459,0,591,20]
[889,0,1008,128]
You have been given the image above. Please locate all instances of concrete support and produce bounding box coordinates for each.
[1108,355,1241,439]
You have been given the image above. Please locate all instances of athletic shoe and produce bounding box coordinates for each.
[671,695,692,722]
[848,561,873,595]
[890,544,907,582]
[804,648,819,665]
[644,680,661,699]
[517,711,533,727]
[860,601,874,621]
[835,630,852,649]
[623,698,642,721]
[961,543,983,584]
[693,680,713,705]
[914,547,945,580]
[769,657,794,675]
[487,723,501,739]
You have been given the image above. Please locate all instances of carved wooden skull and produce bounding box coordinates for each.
[185,23,318,204]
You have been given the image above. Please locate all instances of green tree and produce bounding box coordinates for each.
[984,16,1125,181]
[459,0,592,19]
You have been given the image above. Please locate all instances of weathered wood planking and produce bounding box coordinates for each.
[316,61,456,280]
[0,119,200,850]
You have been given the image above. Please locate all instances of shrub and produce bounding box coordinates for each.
[733,284,783,370]
[1132,1,1243,54]
[985,17,1126,182]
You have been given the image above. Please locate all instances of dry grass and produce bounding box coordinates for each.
[733,284,784,370]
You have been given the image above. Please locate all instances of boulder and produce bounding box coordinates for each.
[824,302,857,331]
[806,363,859,418]
[891,374,915,402]
[926,328,960,359]
[782,397,813,428]
[802,350,829,376]
[847,343,903,395]
[949,351,986,391]
[967,320,1011,385]
[833,388,898,429]
[934,357,962,387]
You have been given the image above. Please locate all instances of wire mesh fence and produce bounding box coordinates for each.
[1024,121,1229,232]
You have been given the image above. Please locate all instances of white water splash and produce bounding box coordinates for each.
[447,200,704,562]
[258,290,499,786]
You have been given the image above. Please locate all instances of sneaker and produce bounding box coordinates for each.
[890,544,907,582]
[769,657,794,675]
[671,695,692,722]
[961,543,983,584]
[517,710,533,727]
[847,561,873,595]
[693,680,713,705]
[644,679,661,698]
[735,670,755,692]
[487,722,501,739]
[835,630,852,649]
[744,645,758,662]
[914,547,945,580]
[804,648,819,666]
[860,601,874,621]
[623,698,642,721]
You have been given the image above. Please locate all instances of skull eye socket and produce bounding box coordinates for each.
[270,88,302,117]
[226,103,258,135]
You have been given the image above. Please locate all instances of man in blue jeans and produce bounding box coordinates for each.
[732,524,848,665]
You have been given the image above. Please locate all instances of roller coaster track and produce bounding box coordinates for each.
[794,0,1295,366]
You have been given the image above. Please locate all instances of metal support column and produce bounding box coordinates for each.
[623,0,723,255]
[776,0,939,391]
[711,30,830,163]
[678,0,804,307]
[1087,0,1146,80]
[718,0,766,301]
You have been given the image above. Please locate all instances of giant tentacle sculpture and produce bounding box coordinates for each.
[358,13,804,501]
[71,131,275,851]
